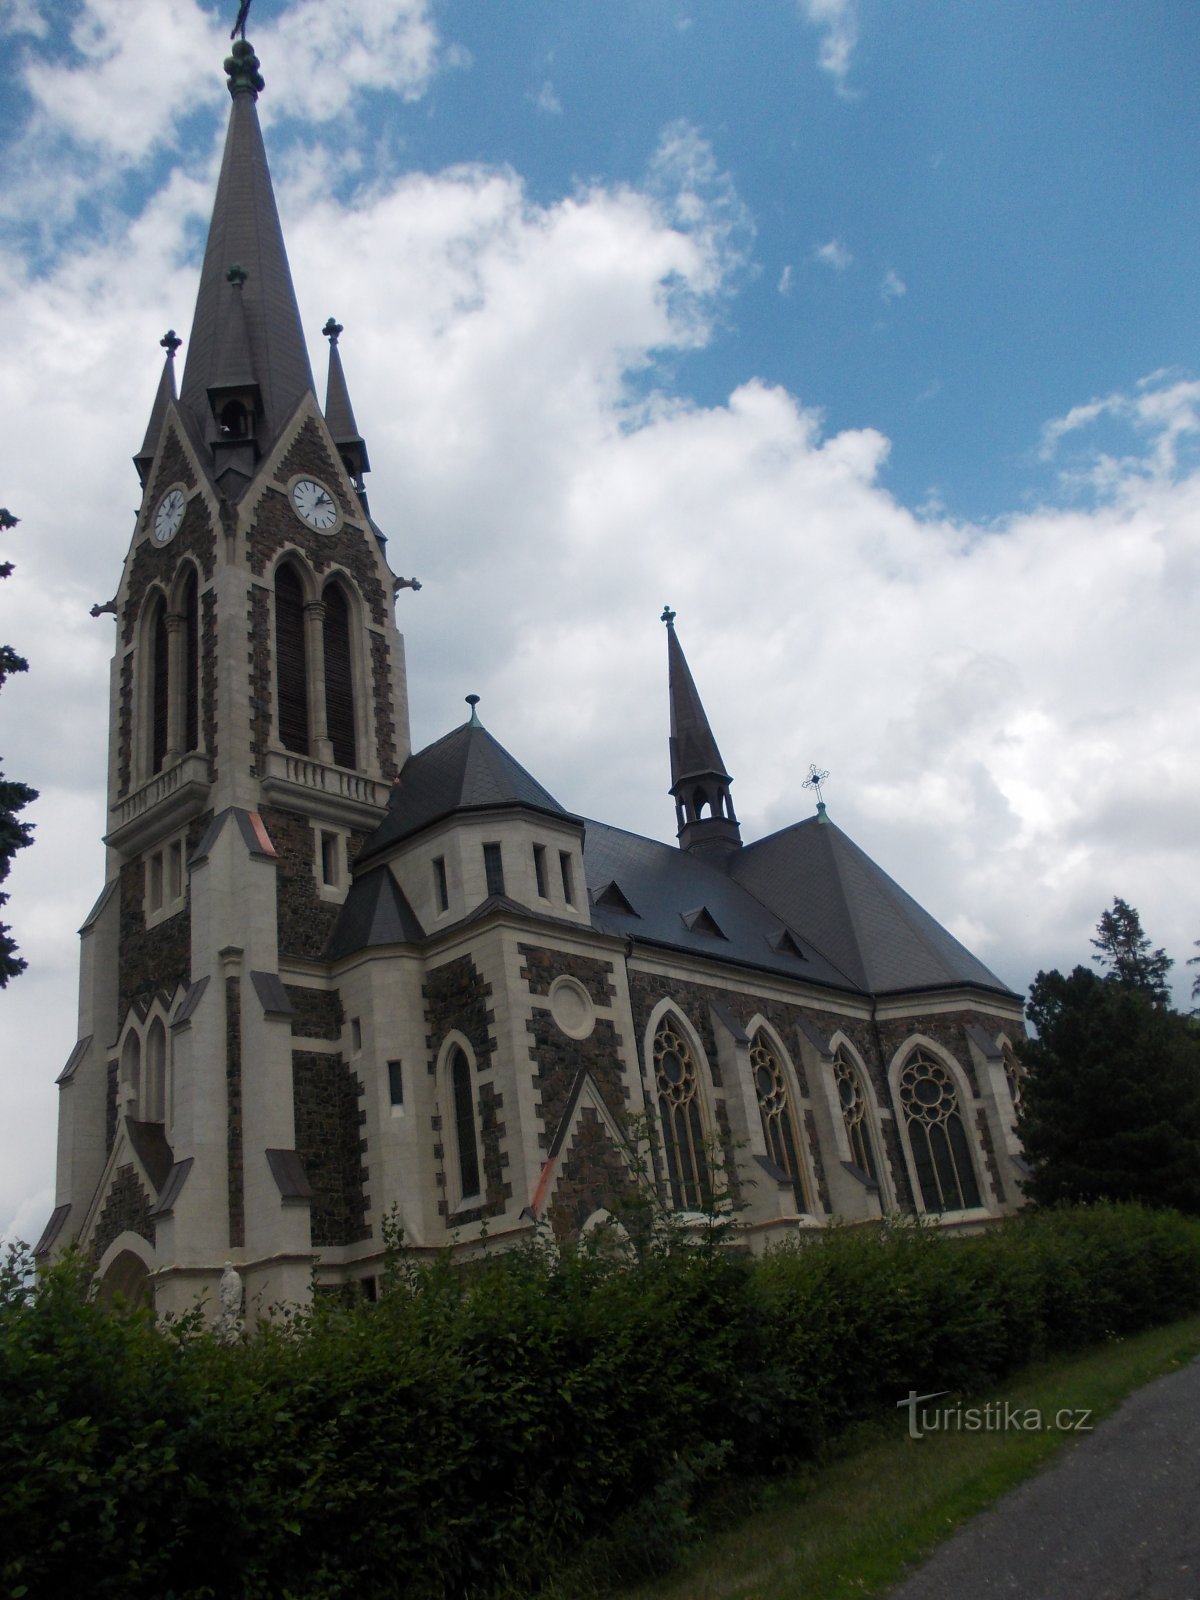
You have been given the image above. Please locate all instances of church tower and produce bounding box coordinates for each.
[44,37,412,1313]
[662,607,741,857]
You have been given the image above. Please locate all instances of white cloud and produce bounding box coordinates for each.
[797,0,859,93]
[778,263,793,294]
[881,267,906,301]
[0,0,47,37]
[532,80,562,115]
[1039,374,1200,491]
[814,237,852,271]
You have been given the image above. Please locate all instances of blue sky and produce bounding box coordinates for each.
[1,0,1198,1241]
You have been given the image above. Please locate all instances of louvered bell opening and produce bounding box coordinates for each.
[151,601,169,774]
[275,565,309,755]
[183,569,199,754]
[322,584,356,769]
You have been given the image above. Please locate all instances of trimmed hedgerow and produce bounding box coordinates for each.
[2,1203,1199,1599]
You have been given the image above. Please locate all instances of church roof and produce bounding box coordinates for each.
[665,611,732,788]
[325,866,425,960]
[355,717,577,865]
[177,41,314,457]
[728,812,1016,997]
[583,819,856,990]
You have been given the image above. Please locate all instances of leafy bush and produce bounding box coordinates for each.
[3,1204,1200,1599]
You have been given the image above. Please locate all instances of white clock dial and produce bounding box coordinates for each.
[153,487,186,544]
[291,478,339,532]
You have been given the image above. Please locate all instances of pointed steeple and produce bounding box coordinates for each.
[177,38,314,482]
[133,329,181,486]
[662,606,741,856]
[322,318,371,485]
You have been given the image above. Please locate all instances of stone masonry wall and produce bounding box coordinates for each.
[116,812,211,1029]
[369,631,398,781]
[286,985,343,1040]
[260,806,367,960]
[547,1106,638,1244]
[91,1163,155,1264]
[422,954,507,1227]
[226,974,244,1249]
[292,1050,369,1246]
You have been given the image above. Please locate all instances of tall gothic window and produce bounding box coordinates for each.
[182,567,199,754]
[834,1048,878,1184]
[150,596,169,774]
[322,582,356,768]
[275,564,309,755]
[449,1046,481,1201]
[750,1030,809,1208]
[145,1018,167,1124]
[897,1049,981,1212]
[652,1017,709,1209]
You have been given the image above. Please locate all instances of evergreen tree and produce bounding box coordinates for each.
[1018,961,1200,1213]
[1090,896,1173,1003]
[0,508,37,986]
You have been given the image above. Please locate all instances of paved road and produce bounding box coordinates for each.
[885,1357,1200,1600]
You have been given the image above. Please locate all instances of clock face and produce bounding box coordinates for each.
[153,488,186,544]
[291,478,339,532]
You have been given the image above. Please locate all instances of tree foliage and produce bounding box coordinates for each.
[0,507,37,985]
[1090,895,1173,1003]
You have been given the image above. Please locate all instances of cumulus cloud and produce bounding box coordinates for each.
[814,237,852,270]
[1039,372,1200,492]
[797,0,859,93]
[881,266,906,300]
[532,80,562,115]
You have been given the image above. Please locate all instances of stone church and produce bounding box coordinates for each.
[37,37,1028,1315]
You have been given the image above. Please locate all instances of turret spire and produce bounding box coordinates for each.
[176,36,314,488]
[133,330,181,486]
[323,317,371,487]
[662,606,741,856]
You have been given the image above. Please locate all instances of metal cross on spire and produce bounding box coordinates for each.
[230,0,253,40]
[803,763,830,808]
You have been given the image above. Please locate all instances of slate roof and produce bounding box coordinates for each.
[355,720,578,866]
[666,617,732,787]
[326,866,425,959]
[177,63,314,459]
[729,812,1016,997]
[583,819,856,990]
[323,329,369,470]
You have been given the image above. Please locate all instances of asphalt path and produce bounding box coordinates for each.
[885,1356,1200,1600]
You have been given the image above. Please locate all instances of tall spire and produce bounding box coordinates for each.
[177,37,314,480]
[133,329,181,485]
[322,317,371,484]
[662,606,741,856]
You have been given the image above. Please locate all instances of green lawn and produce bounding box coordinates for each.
[597,1315,1200,1600]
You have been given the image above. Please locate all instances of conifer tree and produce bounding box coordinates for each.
[1090,896,1173,1004]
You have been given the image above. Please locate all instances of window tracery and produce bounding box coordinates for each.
[897,1049,981,1212]
[834,1048,879,1184]
[652,1017,709,1209]
[750,1031,809,1207]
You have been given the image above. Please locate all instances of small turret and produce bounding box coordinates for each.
[323,318,371,499]
[133,330,181,486]
[662,606,741,856]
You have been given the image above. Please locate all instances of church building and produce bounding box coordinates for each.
[37,37,1028,1315]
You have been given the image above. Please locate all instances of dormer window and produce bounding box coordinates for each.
[219,399,250,438]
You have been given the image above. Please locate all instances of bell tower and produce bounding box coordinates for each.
[43,34,413,1315]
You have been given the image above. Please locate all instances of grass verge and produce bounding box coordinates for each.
[580,1314,1200,1600]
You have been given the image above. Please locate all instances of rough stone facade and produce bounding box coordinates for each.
[92,1163,155,1263]
[292,1050,369,1246]
[116,811,210,1026]
[201,586,218,779]
[248,583,271,771]
[527,1012,627,1151]
[105,1061,118,1156]
[261,806,367,960]
[369,630,397,781]
[286,985,343,1040]
[519,943,617,1005]
[422,955,495,1072]
[547,1106,637,1243]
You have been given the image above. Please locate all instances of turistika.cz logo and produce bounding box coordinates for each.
[897,1390,1094,1441]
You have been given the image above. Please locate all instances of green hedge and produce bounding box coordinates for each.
[3,1204,1198,1599]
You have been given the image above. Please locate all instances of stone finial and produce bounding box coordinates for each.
[661,605,676,627]
[466,694,481,727]
[160,329,182,357]
[226,264,248,290]
[224,36,264,98]
[322,317,344,345]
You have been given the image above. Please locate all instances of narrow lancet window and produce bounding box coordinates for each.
[275,564,308,755]
[653,1018,709,1209]
[450,1046,480,1200]
[322,582,356,768]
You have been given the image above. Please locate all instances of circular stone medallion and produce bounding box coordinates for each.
[548,975,596,1040]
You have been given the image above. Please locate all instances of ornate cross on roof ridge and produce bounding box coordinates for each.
[231,0,252,41]
[803,763,830,807]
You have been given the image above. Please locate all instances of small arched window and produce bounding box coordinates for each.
[322,582,356,769]
[834,1048,878,1184]
[449,1046,481,1202]
[898,1049,981,1212]
[275,564,309,755]
[652,1017,709,1209]
[150,595,169,774]
[751,1030,809,1208]
[145,1019,167,1124]
[121,1031,142,1116]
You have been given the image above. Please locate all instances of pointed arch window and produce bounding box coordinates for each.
[898,1049,981,1212]
[449,1046,481,1202]
[834,1048,878,1184]
[322,581,356,768]
[150,596,170,774]
[751,1030,809,1207]
[145,1019,167,1124]
[275,563,309,755]
[182,567,199,754]
[652,1017,709,1209]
